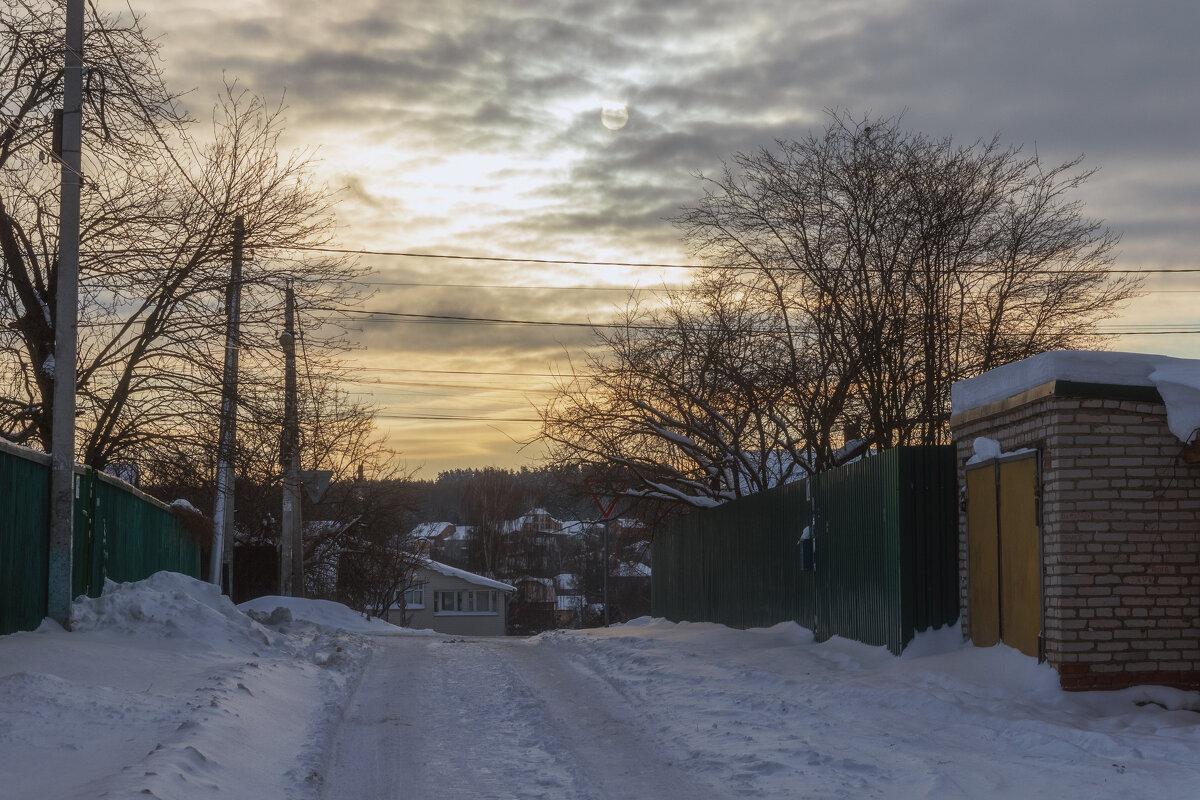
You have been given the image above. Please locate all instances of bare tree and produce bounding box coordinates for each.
[460,467,524,576]
[0,2,362,474]
[542,111,1141,508]
[541,279,818,507]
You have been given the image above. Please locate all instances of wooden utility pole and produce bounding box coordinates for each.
[210,216,244,590]
[279,282,303,596]
[48,0,85,627]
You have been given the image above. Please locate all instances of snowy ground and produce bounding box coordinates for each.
[3,573,1199,799]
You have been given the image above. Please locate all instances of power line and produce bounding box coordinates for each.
[346,377,557,393]
[327,307,1200,335]
[267,245,700,270]
[1108,329,1200,335]
[270,243,1200,277]
[0,111,89,182]
[330,308,614,329]
[355,279,675,292]
[352,366,576,377]
[376,413,541,422]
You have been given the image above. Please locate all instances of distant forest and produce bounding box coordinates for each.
[400,466,605,532]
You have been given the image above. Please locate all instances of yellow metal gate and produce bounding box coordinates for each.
[966,452,1042,659]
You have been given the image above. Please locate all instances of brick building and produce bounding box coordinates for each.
[950,351,1200,690]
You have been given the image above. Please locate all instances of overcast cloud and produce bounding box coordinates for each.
[131,0,1200,473]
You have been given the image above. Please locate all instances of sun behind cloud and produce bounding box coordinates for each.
[600,103,629,130]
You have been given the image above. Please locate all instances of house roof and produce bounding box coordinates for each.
[417,559,515,592]
[501,508,564,534]
[410,521,455,539]
[514,576,554,586]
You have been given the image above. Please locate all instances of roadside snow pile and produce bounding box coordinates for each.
[239,594,405,634]
[73,571,276,647]
[951,350,1200,443]
[537,618,1200,799]
[0,572,376,800]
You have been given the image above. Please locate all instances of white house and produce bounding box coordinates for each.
[390,559,515,636]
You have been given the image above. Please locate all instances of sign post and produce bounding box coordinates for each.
[586,480,623,627]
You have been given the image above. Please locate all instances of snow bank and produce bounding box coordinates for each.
[73,571,276,648]
[536,618,1200,799]
[0,572,375,800]
[239,594,405,634]
[952,350,1200,443]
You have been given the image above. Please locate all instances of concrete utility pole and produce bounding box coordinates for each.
[279,282,303,596]
[603,518,611,627]
[48,0,85,627]
[210,216,244,590]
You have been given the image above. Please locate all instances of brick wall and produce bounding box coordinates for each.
[952,389,1200,691]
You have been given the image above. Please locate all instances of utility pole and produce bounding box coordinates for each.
[602,518,611,627]
[279,282,303,596]
[48,0,85,627]
[210,216,244,591]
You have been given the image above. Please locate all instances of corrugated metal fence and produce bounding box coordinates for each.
[652,446,958,654]
[1,439,202,635]
[652,480,812,629]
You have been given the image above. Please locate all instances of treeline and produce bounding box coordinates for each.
[401,466,602,531]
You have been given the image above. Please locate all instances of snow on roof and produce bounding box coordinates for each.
[502,508,565,533]
[952,350,1200,444]
[514,576,554,586]
[410,522,455,539]
[418,559,515,592]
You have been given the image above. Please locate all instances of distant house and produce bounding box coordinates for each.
[555,594,587,628]
[509,575,556,634]
[390,559,514,636]
[410,521,472,567]
[501,508,561,535]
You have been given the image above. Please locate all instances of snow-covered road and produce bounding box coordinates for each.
[322,622,1200,800]
[4,574,1200,799]
[322,635,718,800]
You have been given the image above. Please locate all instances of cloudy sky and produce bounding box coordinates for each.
[132,0,1200,476]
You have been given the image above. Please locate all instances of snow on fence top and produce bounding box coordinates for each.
[951,350,1200,444]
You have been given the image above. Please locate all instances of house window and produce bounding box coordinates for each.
[468,590,496,612]
[403,582,425,609]
[434,589,499,614]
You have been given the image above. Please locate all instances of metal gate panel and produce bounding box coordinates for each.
[966,464,1000,647]
[998,455,1041,658]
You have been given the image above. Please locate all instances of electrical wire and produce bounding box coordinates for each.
[346,377,557,393]
[268,243,1200,276]
[352,366,577,377]
[266,244,699,269]
[376,413,542,422]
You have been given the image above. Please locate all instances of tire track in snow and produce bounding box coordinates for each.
[320,635,720,800]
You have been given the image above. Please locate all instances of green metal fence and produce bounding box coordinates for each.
[1,439,202,635]
[0,443,51,635]
[651,445,958,654]
[652,480,812,629]
[810,446,958,653]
